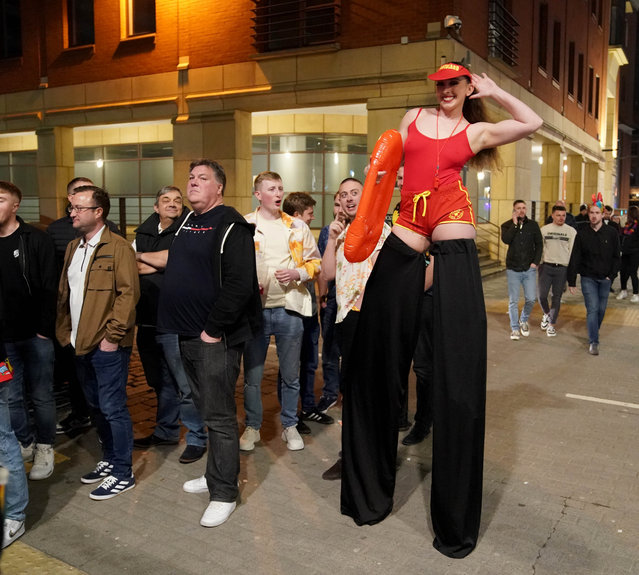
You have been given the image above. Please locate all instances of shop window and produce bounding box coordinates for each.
[0,151,38,221]
[0,0,21,59]
[251,133,368,228]
[74,142,172,228]
[67,0,94,47]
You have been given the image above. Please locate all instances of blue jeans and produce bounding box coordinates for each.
[179,337,242,502]
[0,383,28,522]
[75,347,133,479]
[507,268,538,330]
[137,328,207,447]
[319,295,340,404]
[243,308,304,429]
[277,314,320,412]
[580,277,611,344]
[6,336,56,446]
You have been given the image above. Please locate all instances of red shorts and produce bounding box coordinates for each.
[394,180,475,238]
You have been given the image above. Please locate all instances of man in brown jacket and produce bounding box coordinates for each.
[57,185,139,500]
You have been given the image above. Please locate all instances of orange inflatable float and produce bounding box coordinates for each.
[344,129,403,262]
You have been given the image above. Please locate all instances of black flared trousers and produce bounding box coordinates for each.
[340,236,486,559]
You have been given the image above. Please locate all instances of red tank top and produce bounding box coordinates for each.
[403,109,475,191]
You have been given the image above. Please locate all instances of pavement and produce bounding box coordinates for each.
[2,272,639,575]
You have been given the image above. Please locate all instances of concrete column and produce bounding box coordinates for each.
[583,160,601,208]
[36,127,75,223]
[172,110,253,214]
[565,154,584,211]
[490,139,535,225]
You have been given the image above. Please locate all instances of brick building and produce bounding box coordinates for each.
[0,0,632,233]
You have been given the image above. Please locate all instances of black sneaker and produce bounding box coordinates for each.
[316,396,337,413]
[296,420,312,435]
[300,409,335,425]
[179,444,207,464]
[133,434,179,448]
[89,475,135,500]
[322,458,342,480]
[81,461,114,484]
[401,425,431,446]
[56,414,92,435]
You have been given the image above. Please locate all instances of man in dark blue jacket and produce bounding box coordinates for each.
[0,181,57,481]
[501,199,543,340]
[156,160,261,528]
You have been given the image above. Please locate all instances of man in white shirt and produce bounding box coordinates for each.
[241,172,321,452]
[538,204,577,336]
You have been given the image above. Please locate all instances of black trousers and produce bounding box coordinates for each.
[341,236,486,559]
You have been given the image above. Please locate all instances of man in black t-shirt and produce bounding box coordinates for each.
[154,160,261,529]
[0,181,57,481]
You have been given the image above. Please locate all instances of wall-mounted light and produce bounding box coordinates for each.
[96,159,104,168]
[563,164,568,173]
[538,156,544,165]
[477,171,485,181]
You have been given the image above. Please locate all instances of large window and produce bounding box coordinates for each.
[74,142,172,228]
[67,0,94,47]
[0,151,38,221]
[0,0,21,59]
[551,21,561,82]
[567,42,575,97]
[125,0,155,37]
[252,0,340,53]
[252,133,368,228]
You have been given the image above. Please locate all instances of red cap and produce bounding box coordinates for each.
[428,63,472,81]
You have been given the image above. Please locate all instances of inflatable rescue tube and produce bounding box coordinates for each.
[344,129,403,262]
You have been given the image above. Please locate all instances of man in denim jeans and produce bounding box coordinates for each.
[157,160,261,528]
[567,204,620,355]
[501,199,543,341]
[57,185,139,500]
[0,181,57,481]
[242,172,321,453]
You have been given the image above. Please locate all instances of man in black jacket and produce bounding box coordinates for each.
[0,181,57,480]
[568,204,620,355]
[133,186,207,464]
[501,199,543,340]
[155,160,261,528]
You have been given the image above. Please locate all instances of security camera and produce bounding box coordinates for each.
[444,15,462,32]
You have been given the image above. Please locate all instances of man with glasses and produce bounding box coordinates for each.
[57,185,140,500]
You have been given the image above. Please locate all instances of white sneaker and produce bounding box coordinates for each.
[281,426,304,451]
[546,325,557,337]
[239,426,260,451]
[540,314,550,330]
[510,330,520,340]
[29,443,54,480]
[631,294,639,303]
[200,501,236,527]
[183,475,208,494]
[2,518,25,549]
[519,321,530,337]
[20,441,35,463]
[616,289,628,300]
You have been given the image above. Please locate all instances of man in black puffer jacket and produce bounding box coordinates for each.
[132,186,208,464]
[501,199,543,340]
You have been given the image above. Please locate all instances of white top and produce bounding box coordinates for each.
[540,222,577,266]
[68,226,105,348]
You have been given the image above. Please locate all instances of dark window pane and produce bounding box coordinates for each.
[0,0,22,58]
[105,144,139,160]
[68,0,94,47]
[253,135,268,154]
[130,0,156,35]
[9,150,37,165]
[74,147,102,162]
[141,142,172,158]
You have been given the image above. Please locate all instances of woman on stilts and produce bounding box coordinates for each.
[340,62,542,558]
